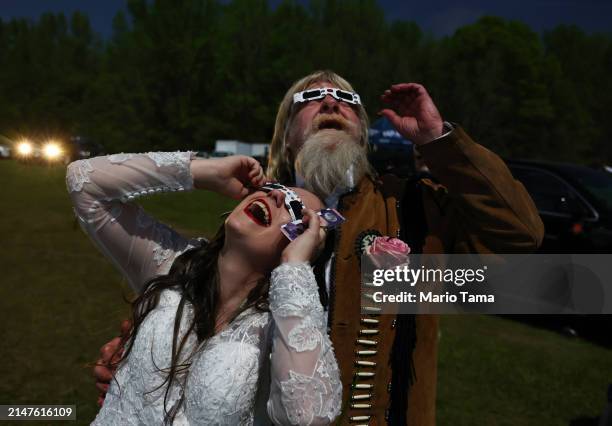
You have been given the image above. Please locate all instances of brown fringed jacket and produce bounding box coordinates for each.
[321,126,544,426]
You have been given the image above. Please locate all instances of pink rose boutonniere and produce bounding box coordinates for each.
[365,236,410,269]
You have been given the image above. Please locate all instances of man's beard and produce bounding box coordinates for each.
[294,128,370,201]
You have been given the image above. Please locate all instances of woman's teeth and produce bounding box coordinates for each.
[247,200,270,226]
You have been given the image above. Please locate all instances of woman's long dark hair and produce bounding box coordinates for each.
[113,225,270,424]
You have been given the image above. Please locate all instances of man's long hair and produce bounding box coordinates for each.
[267,70,370,183]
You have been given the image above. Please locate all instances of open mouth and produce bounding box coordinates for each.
[244,199,272,227]
[318,117,346,131]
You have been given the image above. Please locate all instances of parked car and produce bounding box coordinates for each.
[506,159,612,253]
[64,136,105,164]
[14,136,105,165]
[0,144,10,159]
[506,159,612,346]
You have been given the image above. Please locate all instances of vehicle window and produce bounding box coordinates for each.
[564,166,612,214]
[510,166,579,215]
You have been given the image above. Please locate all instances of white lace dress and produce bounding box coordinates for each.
[66,152,342,425]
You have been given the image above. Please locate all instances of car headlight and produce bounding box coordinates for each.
[16,140,33,156]
[43,142,62,159]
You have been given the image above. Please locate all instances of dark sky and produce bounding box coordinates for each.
[1,0,610,37]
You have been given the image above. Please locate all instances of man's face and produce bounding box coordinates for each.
[287,81,362,156]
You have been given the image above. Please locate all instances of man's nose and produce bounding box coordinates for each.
[319,95,340,113]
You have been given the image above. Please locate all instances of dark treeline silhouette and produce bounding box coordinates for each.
[1,0,611,163]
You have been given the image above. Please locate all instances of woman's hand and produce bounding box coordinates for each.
[191,155,265,199]
[281,209,327,264]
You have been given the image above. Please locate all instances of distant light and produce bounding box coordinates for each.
[43,142,62,159]
[17,141,33,156]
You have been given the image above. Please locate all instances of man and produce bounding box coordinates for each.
[95,70,544,425]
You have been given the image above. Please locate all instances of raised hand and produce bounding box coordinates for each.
[192,155,265,199]
[379,83,444,146]
[281,209,327,264]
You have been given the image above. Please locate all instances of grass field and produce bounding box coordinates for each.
[1,159,610,425]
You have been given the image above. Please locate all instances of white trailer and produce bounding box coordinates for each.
[214,140,269,157]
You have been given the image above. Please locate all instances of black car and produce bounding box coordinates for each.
[506,159,612,253]
[65,136,106,164]
[506,159,612,346]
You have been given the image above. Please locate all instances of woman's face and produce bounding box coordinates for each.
[224,187,323,270]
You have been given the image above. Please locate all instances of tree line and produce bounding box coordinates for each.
[1,0,611,163]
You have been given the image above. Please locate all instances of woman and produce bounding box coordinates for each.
[66,152,341,425]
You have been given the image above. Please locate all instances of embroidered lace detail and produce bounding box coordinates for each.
[93,291,275,426]
[287,322,322,352]
[279,370,328,425]
[91,262,340,426]
[186,340,260,425]
[66,159,93,193]
[270,263,323,325]
[145,151,193,191]
[216,310,269,348]
[108,153,135,164]
[317,346,343,421]
[267,262,342,424]
[151,222,180,266]
[145,151,190,168]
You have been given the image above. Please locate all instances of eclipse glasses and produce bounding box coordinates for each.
[260,182,346,240]
[293,87,361,106]
[260,182,305,222]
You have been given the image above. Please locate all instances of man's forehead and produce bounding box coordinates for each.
[306,81,338,90]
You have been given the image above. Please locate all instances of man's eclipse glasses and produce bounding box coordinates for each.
[293,87,361,106]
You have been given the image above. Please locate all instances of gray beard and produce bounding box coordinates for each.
[294,129,370,201]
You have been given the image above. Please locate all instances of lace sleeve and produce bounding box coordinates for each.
[66,152,196,293]
[266,263,342,426]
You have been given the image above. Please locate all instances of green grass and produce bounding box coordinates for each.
[0,160,610,425]
[437,315,611,425]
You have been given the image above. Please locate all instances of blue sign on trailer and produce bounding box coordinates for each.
[368,117,413,150]
[367,117,416,178]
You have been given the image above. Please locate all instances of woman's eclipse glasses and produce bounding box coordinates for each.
[260,183,305,222]
[260,182,346,241]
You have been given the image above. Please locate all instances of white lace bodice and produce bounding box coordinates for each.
[66,153,342,425]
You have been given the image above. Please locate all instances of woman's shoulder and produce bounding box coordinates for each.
[157,288,184,308]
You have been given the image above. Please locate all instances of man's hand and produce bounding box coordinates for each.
[94,320,131,407]
[191,155,266,199]
[379,83,444,146]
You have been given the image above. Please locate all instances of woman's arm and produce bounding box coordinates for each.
[66,153,265,293]
[267,210,342,426]
[66,152,196,292]
[267,263,342,426]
